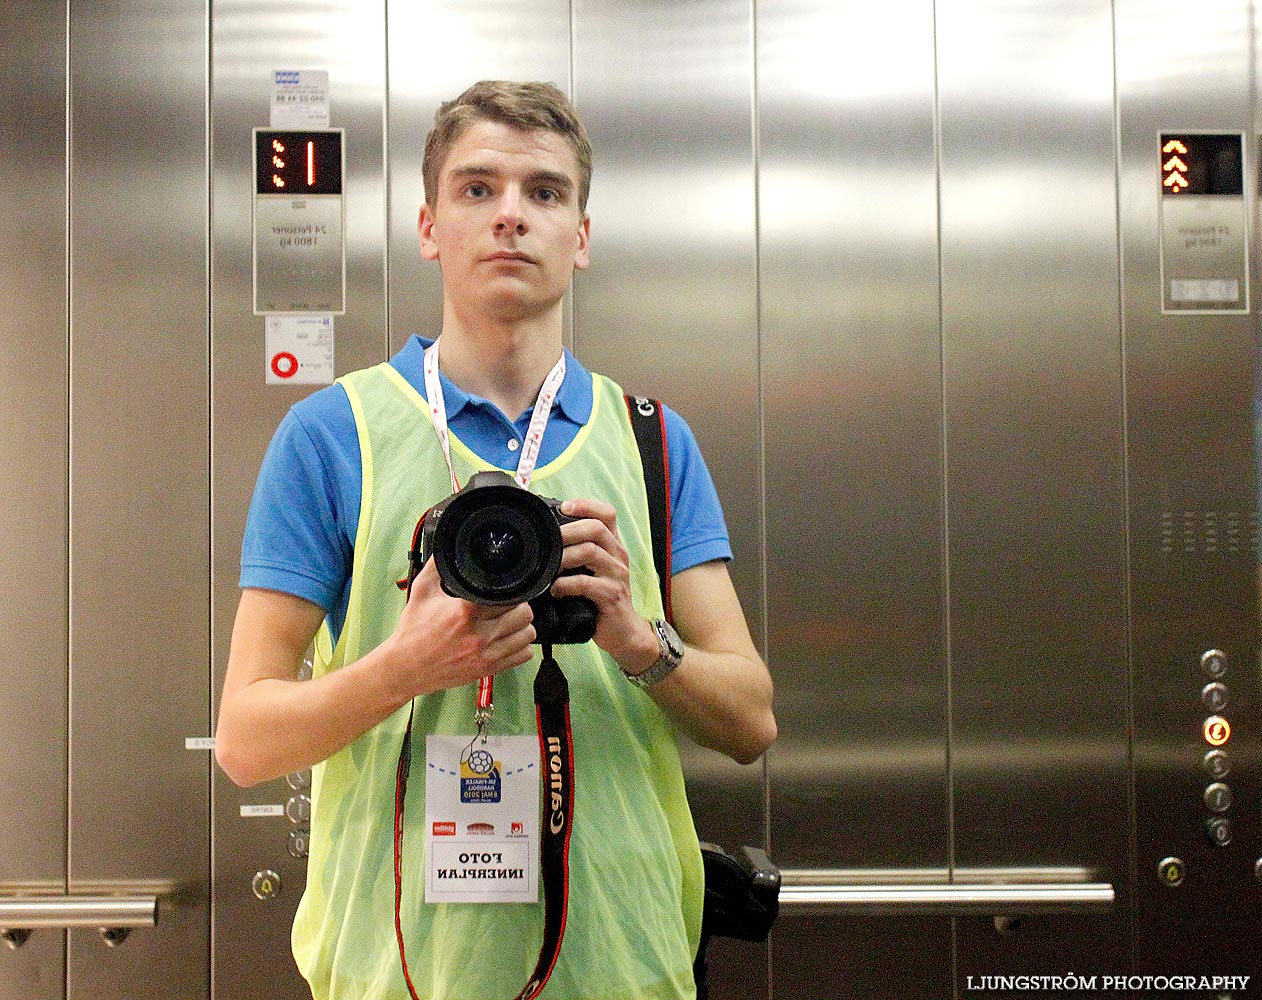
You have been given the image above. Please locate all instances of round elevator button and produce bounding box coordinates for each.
[1203,782,1232,813]
[252,870,282,900]
[1157,857,1185,887]
[1203,716,1231,747]
[289,827,311,859]
[1203,749,1230,779]
[286,794,312,824]
[1200,649,1228,679]
[1201,682,1229,712]
[1205,817,1232,847]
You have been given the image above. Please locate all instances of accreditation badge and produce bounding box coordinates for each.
[423,734,539,904]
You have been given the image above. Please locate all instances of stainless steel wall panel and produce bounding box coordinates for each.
[758,1,950,996]
[386,0,574,355]
[0,1,69,997]
[1116,0,1262,977]
[571,2,765,995]
[65,0,210,997]
[210,3,388,998]
[936,0,1132,986]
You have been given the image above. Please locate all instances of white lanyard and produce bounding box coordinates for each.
[422,337,566,493]
[421,337,567,739]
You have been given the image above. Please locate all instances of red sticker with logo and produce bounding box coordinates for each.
[271,351,299,379]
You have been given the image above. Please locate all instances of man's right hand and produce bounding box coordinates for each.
[214,568,534,788]
[382,557,536,704]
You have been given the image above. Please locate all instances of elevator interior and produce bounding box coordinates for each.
[1,1,1260,998]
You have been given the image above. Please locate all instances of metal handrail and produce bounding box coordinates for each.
[778,873,1114,916]
[0,895,158,929]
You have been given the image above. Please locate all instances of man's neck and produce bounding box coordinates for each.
[435,308,565,419]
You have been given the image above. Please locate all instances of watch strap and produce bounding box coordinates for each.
[624,619,683,689]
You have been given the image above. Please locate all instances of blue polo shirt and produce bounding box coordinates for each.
[241,335,731,641]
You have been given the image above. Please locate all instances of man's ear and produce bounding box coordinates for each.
[573,214,591,271]
[418,203,440,261]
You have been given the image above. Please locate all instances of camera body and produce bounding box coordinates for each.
[409,470,597,645]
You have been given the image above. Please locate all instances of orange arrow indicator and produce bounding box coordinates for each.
[1163,139,1188,154]
[1163,155,1188,172]
[1163,172,1188,191]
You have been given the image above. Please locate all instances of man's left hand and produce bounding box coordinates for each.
[548,497,659,674]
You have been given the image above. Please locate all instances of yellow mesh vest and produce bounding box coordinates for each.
[291,363,703,1000]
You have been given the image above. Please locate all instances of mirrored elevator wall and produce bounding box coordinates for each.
[2,1,1260,998]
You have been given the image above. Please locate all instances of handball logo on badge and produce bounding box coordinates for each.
[460,748,502,803]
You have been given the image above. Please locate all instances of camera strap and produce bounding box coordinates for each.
[623,395,673,623]
[392,642,574,1000]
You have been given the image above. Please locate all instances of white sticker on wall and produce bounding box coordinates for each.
[271,70,330,128]
[266,314,335,385]
[241,804,286,818]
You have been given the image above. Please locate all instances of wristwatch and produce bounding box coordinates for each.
[623,619,684,689]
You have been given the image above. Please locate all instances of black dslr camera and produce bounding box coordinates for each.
[407,470,598,645]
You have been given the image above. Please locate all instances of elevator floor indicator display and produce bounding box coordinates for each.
[253,128,346,315]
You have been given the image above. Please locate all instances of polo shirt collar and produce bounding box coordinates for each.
[403,335,593,425]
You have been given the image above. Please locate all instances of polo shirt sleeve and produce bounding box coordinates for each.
[662,404,733,573]
[239,385,360,615]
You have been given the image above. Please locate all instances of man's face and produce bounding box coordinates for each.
[418,120,590,324]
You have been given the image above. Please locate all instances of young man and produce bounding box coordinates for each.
[215,80,775,1000]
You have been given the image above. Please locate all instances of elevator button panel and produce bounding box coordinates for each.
[1194,651,1238,852]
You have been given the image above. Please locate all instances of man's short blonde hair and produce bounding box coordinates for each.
[422,80,593,213]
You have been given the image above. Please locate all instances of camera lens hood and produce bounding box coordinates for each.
[429,472,564,605]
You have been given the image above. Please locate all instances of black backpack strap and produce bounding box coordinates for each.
[624,394,672,623]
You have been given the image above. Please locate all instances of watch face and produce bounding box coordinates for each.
[657,620,684,662]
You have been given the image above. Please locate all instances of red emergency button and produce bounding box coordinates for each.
[1203,716,1231,747]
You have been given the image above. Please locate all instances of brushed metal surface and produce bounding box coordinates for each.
[66,0,210,997]
[386,0,574,356]
[0,1,69,997]
[936,0,1133,986]
[210,3,387,999]
[1117,0,1262,977]
[759,0,948,996]
[570,3,765,994]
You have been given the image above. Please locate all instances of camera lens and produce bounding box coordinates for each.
[454,506,542,597]
[469,520,525,575]
[432,476,564,604]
